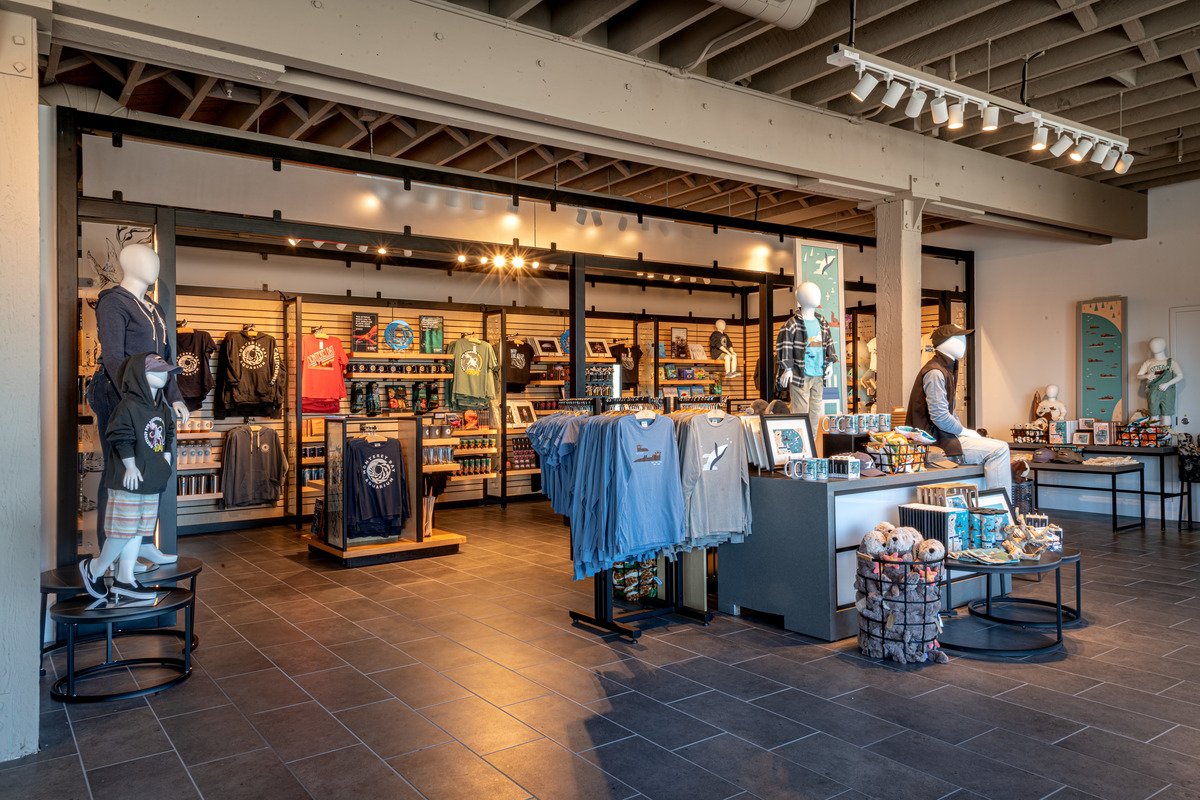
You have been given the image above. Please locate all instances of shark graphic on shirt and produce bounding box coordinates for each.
[702,443,730,471]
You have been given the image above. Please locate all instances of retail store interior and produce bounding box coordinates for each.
[2,2,1199,799]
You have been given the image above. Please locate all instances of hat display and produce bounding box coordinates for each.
[1032,447,1054,462]
[835,451,885,477]
[144,354,183,375]
[931,323,974,347]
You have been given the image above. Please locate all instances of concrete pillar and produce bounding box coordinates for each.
[0,10,44,762]
[874,197,924,414]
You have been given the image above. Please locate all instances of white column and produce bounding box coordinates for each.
[0,10,43,762]
[874,197,924,414]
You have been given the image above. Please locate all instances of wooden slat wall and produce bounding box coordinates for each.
[175,294,293,531]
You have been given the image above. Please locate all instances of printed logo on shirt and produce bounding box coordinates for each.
[702,443,729,471]
[305,345,337,369]
[459,349,482,376]
[633,444,662,465]
[144,417,165,452]
[363,454,395,488]
[178,352,200,377]
[260,443,271,453]
[240,341,267,368]
[620,353,634,371]
[510,351,527,370]
[806,335,822,347]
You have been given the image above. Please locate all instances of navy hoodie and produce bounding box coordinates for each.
[103,353,177,495]
[94,285,184,405]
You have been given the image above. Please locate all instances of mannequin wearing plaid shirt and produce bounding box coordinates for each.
[776,282,837,435]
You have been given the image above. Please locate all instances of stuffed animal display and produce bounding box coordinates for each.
[855,523,949,665]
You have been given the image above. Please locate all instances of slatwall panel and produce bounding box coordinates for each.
[175,294,293,531]
[652,318,751,407]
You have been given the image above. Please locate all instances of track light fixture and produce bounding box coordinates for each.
[312,241,324,248]
[576,208,587,225]
[1048,133,1074,158]
[287,238,298,246]
[335,243,347,251]
[457,255,466,263]
[904,88,927,118]
[531,262,540,269]
[512,257,524,268]
[1115,152,1134,174]
[829,45,1130,171]
[358,245,368,253]
[480,256,488,264]
[929,94,948,125]
[377,247,387,255]
[494,255,506,267]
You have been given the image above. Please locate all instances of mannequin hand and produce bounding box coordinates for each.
[122,465,144,491]
[164,452,172,465]
[778,369,793,390]
[172,401,190,425]
[960,428,982,439]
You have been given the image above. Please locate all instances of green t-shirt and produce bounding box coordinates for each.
[450,337,497,409]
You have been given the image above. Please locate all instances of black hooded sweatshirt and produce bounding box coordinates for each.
[103,352,177,495]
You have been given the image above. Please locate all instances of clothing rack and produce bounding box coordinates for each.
[565,399,712,641]
[674,395,730,412]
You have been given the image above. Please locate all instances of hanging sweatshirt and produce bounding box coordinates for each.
[221,425,288,506]
[301,334,349,412]
[94,285,183,405]
[216,330,287,418]
[102,353,177,495]
[176,330,218,411]
[345,437,410,538]
[450,337,497,410]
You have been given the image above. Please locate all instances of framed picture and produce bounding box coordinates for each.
[418,315,443,354]
[1077,417,1096,430]
[1077,296,1126,422]
[760,414,817,468]
[1072,432,1092,446]
[742,415,769,469]
[514,401,537,426]
[976,488,1016,526]
[670,327,689,359]
[585,339,611,358]
[351,312,379,353]
[1093,422,1111,445]
[532,336,562,356]
[504,402,518,428]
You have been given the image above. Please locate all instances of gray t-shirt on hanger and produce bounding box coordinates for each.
[678,414,751,544]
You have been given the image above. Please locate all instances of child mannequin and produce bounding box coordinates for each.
[1136,337,1184,425]
[79,354,179,601]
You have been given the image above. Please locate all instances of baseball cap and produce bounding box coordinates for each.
[144,354,183,375]
[931,323,974,347]
[837,451,884,477]
[925,446,959,470]
[1032,447,1054,462]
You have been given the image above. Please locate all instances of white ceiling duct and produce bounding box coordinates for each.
[709,0,818,29]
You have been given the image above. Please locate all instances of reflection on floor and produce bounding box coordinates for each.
[6,502,1200,800]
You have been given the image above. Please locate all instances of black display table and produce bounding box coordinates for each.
[1029,461,1145,533]
[49,587,195,703]
[40,557,203,672]
[941,551,1065,657]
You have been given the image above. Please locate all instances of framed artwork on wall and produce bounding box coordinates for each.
[760,414,817,468]
[419,316,444,354]
[532,337,562,356]
[584,339,611,358]
[1077,296,1126,422]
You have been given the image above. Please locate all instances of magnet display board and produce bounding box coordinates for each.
[798,243,846,415]
[1077,296,1126,422]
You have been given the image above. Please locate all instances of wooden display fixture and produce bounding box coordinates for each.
[303,531,466,567]
[422,463,460,473]
[449,472,498,482]
[527,380,566,387]
[307,479,325,491]
[177,461,221,471]
[178,492,222,502]
[660,380,717,386]
[455,447,497,455]
[347,351,453,360]
[300,457,323,466]
[178,431,220,440]
[422,438,457,446]
[659,358,722,364]
[507,468,541,476]
[452,428,498,436]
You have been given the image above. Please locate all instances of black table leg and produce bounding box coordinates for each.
[1055,566,1063,648]
[1159,454,1166,531]
[184,597,194,672]
[1140,466,1146,529]
[1111,471,1118,533]
[39,593,48,676]
[1075,558,1082,621]
[65,624,76,699]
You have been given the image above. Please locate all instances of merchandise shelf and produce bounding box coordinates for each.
[300,457,324,465]
[301,486,321,496]
[347,352,452,360]
[306,479,325,491]
[177,461,221,471]
[506,468,541,476]
[527,380,566,387]
[452,428,498,436]
[422,463,460,473]
[659,358,723,364]
[343,375,451,381]
[177,492,222,502]
[454,448,498,455]
[178,431,219,440]
[422,438,457,446]
[449,472,498,482]
[533,356,568,363]
[660,380,717,386]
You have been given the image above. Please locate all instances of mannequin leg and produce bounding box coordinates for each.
[114,535,143,585]
[86,374,121,549]
[789,380,803,414]
[806,377,823,438]
[958,437,1013,494]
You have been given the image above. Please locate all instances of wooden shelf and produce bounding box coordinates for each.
[534,409,557,415]
[422,463,460,473]
[660,380,715,386]
[306,479,325,491]
[345,375,450,381]
[178,492,222,502]
[178,431,219,440]
[455,448,497,455]
[301,486,321,496]
[422,438,457,446]
[301,457,324,465]
[452,428,498,436]
[527,380,565,387]
[303,530,467,566]
[533,355,568,363]
[659,358,722,364]
[348,352,452,360]
[506,468,541,476]
[448,472,498,482]
[586,357,616,363]
[177,461,221,471]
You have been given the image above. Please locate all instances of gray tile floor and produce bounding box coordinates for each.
[6,503,1200,800]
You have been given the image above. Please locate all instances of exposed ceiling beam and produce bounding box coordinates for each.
[117,60,145,105]
[182,75,217,120]
[658,10,771,70]
[1059,0,1100,32]
[215,88,281,131]
[1182,49,1200,88]
[82,50,126,83]
[44,43,62,82]
[607,0,720,56]
[490,0,542,20]
[549,0,638,39]
[1124,18,1161,62]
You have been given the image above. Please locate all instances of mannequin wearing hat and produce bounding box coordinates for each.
[89,244,185,564]
[907,325,1012,493]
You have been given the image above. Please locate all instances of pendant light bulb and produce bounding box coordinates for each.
[929,95,948,125]
[531,262,539,269]
[1101,148,1121,171]
[880,80,906,108]
[981,104,1000,131]
[457,254,466,263]
[1030,126,1049,151]
[512,257,524,268]
[947,102,964,130]
[480,256,488,264]
[287,238,298,246]
[851,71,879,102]
[1114,152,1135,174]
[494,255,506,267]
[1089,141,1112,164]
[1069,138,1094,162]
[377,247,387,255]
[1048,133,1074,157]
[904,88,927,118]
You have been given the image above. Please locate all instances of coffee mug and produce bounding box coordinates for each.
[201,419,213,431]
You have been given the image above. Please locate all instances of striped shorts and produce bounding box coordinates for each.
[104,490,160,540]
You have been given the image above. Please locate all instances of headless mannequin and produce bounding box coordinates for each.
[778,282,828,433]
[711,319,738,376]
[936,337,979,438]
[89,370,173,587]
[98,244,183,565]
[1036,384,1067,421]
[1136,337,1184,425]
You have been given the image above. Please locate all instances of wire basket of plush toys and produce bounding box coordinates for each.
[855,523,948,665]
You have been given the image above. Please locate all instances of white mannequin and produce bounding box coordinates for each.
[712,319,739,376]
[778,282,826,389]
[777,281,830,435]
[1036,384,1067,421]
[89,370,173,588]
[936,336,979,438]
[1137,337,1184,425]
[118,244,182,566]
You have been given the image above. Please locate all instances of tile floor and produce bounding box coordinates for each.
[5,502,1200,800]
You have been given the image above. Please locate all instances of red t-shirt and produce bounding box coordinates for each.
[302,335,348,401]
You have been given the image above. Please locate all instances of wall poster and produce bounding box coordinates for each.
[797,242,846,415]
[1077,296,1126,422]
